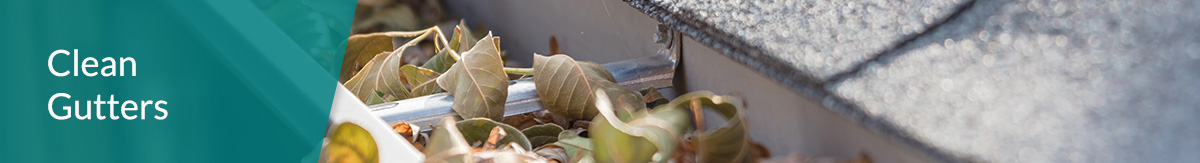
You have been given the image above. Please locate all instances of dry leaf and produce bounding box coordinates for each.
[532,54,644,120]
[484,126,507,150]
[424,117,473,163]
[549,36,562,55]
[400,65,441,97]
[342,33,394,82]
[436,33,508,120]
[392,122,420,143]
[454,20,478,53]
[455,118,532,151]
[345,29,439,103]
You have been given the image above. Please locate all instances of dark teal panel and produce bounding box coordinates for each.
[0,0,355,162]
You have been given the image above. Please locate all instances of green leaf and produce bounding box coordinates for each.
[421,23,469,74]
[535,130,595,163]
[436,33,509,120]
[365,90,387,105]
[590,90,690,163]
[454,20,478,53]
[323,123,378,163]
[400,65,441,97]
[660,91,753,163]
[455,118,532,151]
[341,33,394,82]
[521,124,564,148]
[532,54,645,120]
[554,130,595,163]
[424,117,472,163]
[527,136,558,152]
[422,46,459,73]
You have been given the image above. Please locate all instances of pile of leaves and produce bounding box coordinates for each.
[332,21,784,162]
[326,1,886,162]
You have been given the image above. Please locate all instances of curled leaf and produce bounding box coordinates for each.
[521,124,565,148]
[341,33,395,82]
[455,118,532,151]
[425,117,472,163]
[659,91,752,163]
[323,123,379,163]
[345,50,411,102]
[436,33,509,120]
[391,122,419,143]
[532,54,644,120]
[590,90,690,163]
[422,24,467,73]
[400,65,441,97]
[345,29,441,103]
[454,20,479,52]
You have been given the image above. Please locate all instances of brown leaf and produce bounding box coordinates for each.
[345,50,412,102]
[424,117,472,163]
[455,118,532,151]
[532,54,644,120]
[454,20,478,53]
[341,33,394,82]
[392,122,416,142]
[484,126,507,150]
[436,33,509,120]
[344,29,441,103]
[501,110,570,130]
[549,36,562,55]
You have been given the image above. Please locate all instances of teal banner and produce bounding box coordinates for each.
[0,0,355,162]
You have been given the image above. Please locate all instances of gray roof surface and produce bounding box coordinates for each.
[626,0,970,88]
[627,0,1200,162]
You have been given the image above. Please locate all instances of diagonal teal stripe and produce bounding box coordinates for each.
[165,0,353,147]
